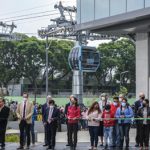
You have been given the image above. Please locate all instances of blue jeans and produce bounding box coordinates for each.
[88,126,99,147]
[113,123,120,146]
[119,124,130,147]
[104,126,113,146]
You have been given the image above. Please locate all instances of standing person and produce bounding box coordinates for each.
[111,96,120,147]
[42,95,52,147]
[119,94,125,102]
[0,98,10,150]
[98,93,111,147]
[134,92,145,147]
[31,101,38,146]
[115,98,133,149]
[43,99,60,150]
[16,92,33,150]
[64,95,74,146]
[136,99,150,150]
[67,96,81,150]
[87,102,101,150]
[102,104,115,150]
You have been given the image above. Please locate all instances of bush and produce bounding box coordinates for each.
[5,134,19,142]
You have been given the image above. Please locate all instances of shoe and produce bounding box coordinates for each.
[99,144,103,147]
[88,146,93,150]
[43,144,48,147]
[135,144,139,147]
[66,144,70,146]
[1,147,5,150]
[31,144,35,147]
[47,146,52,150]
[93,147,97,150]
[17,146,24,150]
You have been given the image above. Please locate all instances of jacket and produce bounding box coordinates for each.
[43,106,60,126]
[102,110,115,127]
[0,105,10,129]
[16,100,33,124]
[115,106,133,124]
[137,106,150,124]
[67,105,81,124]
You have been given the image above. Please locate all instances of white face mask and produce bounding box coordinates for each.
[113,102,118,106]
[101,97,106,101]
[49,105,54,108]
[23,98,27,101]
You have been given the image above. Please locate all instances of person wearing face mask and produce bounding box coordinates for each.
[98,93,111,147]
[134,92,145,147]
[102,104,115,150]
[67,97,81,150]
[119,94,125,102]
[42,95,52,147]
[87,102,101,150]
[115,98,133,149]
[64,95,74,147]
[136,99,150,150]
[43,99,60,150]
[16,92,33,150]
[110,97,120,147]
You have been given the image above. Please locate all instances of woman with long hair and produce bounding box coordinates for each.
[67,96,81,150]
[87,101,102,150]
[115,98,133,149]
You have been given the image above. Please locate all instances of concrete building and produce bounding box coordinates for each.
[76,0,150,99]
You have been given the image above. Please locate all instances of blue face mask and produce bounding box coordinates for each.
[121,102,126,107]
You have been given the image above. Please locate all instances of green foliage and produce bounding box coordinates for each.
[5,134,19,142]
[115,86,128,96]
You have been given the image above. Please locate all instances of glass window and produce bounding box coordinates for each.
[145,0,150,7]
[110,0,126,16]
[95,0,109,19]
[80,0,94,23]
[127,0,144,12]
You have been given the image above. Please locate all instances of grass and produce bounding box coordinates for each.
[5,96,136,107]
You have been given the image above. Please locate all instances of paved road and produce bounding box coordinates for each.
[3,142,140,150]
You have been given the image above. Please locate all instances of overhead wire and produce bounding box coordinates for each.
[0,10,57,21]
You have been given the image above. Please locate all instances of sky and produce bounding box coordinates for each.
[0,0,110,46]
[0,0,76,36]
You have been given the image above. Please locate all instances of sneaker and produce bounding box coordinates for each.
[1,147,5,150]
[88,146,93,150]
[66,144,70,146]
[43,144,48,147]
[93,147,97,150]
[99,144,103,147]
[26,146,30,149]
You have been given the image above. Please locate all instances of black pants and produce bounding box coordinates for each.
[67,122,69,144]
[46,123,57,148]
[68,123,78,147]
[119,124,130,147]
[0,128,6,147]
[139,124,150,147]
[44,124,48,145]
[135,123,141,145]
[19,120,31,147]
[89,126,99,147]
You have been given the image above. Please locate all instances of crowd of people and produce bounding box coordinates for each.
[0,92,150,150]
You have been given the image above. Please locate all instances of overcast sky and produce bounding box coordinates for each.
[0,0,76,36]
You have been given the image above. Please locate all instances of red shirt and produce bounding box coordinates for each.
[110,103,120,115]
[67,105,81,124]
[102,110,115,127]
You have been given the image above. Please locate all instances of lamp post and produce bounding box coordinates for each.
[46,36,49,97]
[120,71,129,90]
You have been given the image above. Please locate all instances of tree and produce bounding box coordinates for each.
[16,36,45,99]
[0,41,21,95]
[95,38,135,93]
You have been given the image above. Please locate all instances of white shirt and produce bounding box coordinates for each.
[48,107,54,123]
